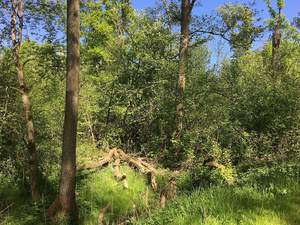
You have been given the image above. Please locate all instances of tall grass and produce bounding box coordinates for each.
[76,164,158,224]
[137,163,300,225]
[1,162,300,224]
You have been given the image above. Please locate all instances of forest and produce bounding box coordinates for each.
[0,0,300,224]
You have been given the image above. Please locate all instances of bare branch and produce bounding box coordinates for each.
[7,123,28,147]
[190,29,253,48]
[190,0,197,13]
[8,86,21,93]
[0,203,14,214]
[22,58,35,69]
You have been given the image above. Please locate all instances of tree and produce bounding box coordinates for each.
[176,0,196,155]
[216,2,264,56]
[168,0,263,155]
[264,0,285,77]
[293,12,300,29]
[1,0,63,200]
[1,0,39,200]
[58,0,80,216]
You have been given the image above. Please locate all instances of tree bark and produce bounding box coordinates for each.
[58,0,80,216]
[10,0,39,200]
[176,0,191,153]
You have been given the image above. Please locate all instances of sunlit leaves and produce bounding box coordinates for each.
[217,2,264,53]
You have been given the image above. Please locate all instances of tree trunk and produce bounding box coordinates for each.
[176,0,191,153]
[272,8,281,78]
[10,0,39,200]
[58,0,80,216]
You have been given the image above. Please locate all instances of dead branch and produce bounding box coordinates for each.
[145,187,149,209]
[117,149,159,190]
[76,149,114,172]
[159,194,166,210]
[150,172,157,190]
[98,203,111,225]
[0,203,14,214]
[113,149,128,189]
[118,149,148,174]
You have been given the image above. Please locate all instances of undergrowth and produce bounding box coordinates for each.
[76,164,160,224]
[1,162,300,224]
[135,163,300,225]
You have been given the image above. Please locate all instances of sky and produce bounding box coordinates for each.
[131,0,299,24]
[131,0,299,51]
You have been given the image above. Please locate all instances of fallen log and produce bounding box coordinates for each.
[118,149,148,174]
[76,149,115,172]
[113,149,128,189]
[117,149,158,190]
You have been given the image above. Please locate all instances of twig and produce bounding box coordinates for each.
[98,203,111,225]
[0,203,14,214]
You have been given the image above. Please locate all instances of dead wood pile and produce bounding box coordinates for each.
[48,148,227,223]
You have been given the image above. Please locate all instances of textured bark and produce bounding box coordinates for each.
[10,0,39,200]
[58,0,80,215]
[176,0,191,152]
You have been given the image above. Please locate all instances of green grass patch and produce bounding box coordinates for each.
[136,163,300,225]
[76,164,159,224]
[1,163,300,224]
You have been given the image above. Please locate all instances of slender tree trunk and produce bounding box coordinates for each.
[272,8,281,78]
[58,0,80,216]
[10,0,39,200]
[176,0,190,152]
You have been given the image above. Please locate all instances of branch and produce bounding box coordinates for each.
[22,58,35,69]
[4,4,12,18]
[190,29,253,48]
[28,73,48,90]
[8,86,21,93]
[190,29,232,43]
[76,149,114,172]
[7,123,28,147]
[6,148,26,162]
[190,0,197,13]
[98,203,111,225]
[0,203,14,214]
[4,86,9,116]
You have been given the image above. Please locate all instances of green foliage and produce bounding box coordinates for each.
[217,2,264,53]
[1,0,300,224]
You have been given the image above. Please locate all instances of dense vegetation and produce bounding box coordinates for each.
[0,0,300,224]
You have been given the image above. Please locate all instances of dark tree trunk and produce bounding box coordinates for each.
[58,0,80,216]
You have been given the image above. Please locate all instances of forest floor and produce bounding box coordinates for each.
[0,154,300,224]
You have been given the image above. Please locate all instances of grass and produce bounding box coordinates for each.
[1,163,300,224]
[76,164,158,224]
[136,163,300,225]
[138,185,300,225]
